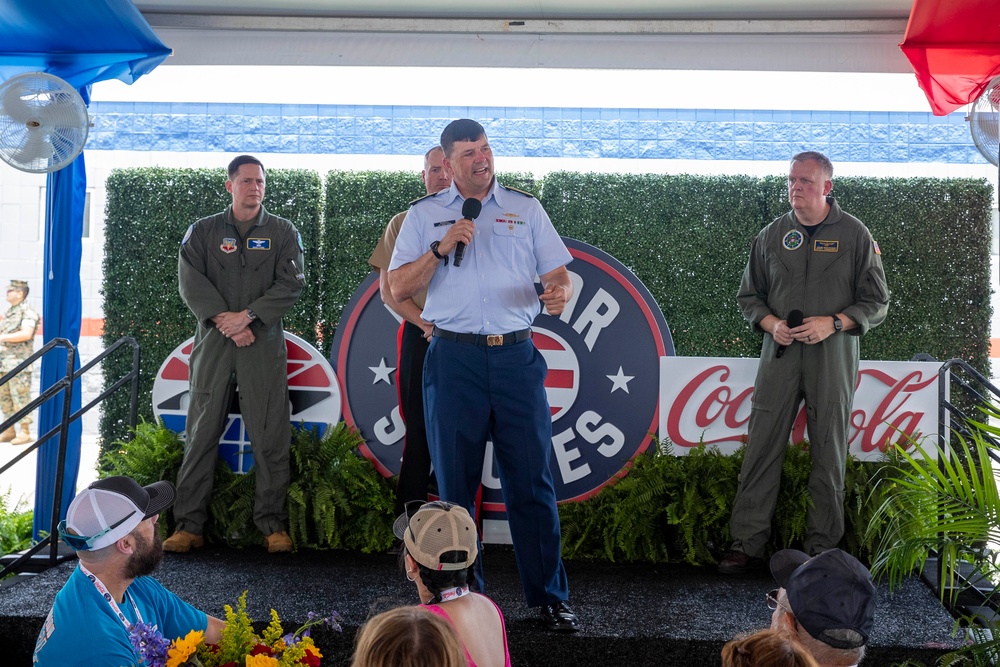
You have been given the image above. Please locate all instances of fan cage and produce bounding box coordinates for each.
[969,76,1000,168]
[0,72,90,174]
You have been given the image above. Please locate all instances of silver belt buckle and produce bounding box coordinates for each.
[486,334,504,347]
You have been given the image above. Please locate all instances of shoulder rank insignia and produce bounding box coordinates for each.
[500,184,535,199]
[410,190,444,206]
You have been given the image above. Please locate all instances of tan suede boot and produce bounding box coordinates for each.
[162,530,205,553]
[264,531,293,553]
[10,424,31,446]
[0,427,15,443]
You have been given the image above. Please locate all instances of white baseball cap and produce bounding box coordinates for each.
[58,476,175,551]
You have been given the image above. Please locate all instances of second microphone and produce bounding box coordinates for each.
[775,309,803,359]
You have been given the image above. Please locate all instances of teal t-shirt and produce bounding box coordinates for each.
[33,565,207,666]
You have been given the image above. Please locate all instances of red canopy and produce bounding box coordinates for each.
[900,0,1000,116]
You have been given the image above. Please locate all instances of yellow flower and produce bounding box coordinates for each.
[246,654,280,667]
[166,630,204,667]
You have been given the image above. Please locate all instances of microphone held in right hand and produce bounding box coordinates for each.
[454,198,481,267]
[775,309,803,359]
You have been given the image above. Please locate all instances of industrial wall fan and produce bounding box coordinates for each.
[0,72,90,173]
[968,75,1000,167]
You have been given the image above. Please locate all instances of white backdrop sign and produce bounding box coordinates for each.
[659,357,940,459]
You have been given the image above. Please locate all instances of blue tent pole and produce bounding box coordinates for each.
[32,152,85,542]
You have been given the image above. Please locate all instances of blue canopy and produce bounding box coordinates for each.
[0,0,170,539]
[0,0,170,89]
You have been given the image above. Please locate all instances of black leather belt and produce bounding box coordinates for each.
[433,327,532,347]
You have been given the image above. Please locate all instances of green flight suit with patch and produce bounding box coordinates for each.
[730,196,889,558]
[176,204,304,537]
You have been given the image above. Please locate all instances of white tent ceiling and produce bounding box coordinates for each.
[135,0,917,73]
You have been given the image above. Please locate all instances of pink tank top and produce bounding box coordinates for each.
[423,593,512,667]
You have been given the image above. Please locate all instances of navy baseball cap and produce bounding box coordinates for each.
[771,548,876,649]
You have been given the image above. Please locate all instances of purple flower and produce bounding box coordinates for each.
[128,622,170,667]
[326,612,343,633]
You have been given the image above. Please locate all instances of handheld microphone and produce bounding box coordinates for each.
[454,198,481,267]
[775,309,803,359]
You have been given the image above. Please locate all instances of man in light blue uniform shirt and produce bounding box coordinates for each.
[388,119,579,632]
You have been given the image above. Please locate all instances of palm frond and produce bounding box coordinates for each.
[870,432,1000,609]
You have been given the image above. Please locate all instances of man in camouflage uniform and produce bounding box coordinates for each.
[0,280,40,445]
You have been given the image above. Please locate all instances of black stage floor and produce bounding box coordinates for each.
[0,545,964,666]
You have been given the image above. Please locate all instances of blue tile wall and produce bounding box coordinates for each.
[87,102,985,164]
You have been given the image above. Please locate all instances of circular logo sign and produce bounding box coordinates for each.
[331,237,673,511]
[152,332,341,473]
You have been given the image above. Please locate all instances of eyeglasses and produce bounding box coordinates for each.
[766,588,793,614]
[57,510,138,551]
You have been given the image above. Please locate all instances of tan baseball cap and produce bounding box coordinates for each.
[392,501,478,571]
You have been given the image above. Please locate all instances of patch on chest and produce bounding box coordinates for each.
[220,238,238,254]
[247,238,271,250]
[813,239,839,252]
[782,229,803,250]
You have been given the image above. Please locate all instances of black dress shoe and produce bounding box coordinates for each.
[717,550,765,575]
[541,600,580,632]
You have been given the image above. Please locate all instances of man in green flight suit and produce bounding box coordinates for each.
[165,155,305,554]
[719,151,889,574]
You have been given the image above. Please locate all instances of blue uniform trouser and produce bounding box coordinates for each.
[423,336,569,608]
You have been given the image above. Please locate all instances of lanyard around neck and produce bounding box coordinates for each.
[437,585,470,602]
[78,563,143,630]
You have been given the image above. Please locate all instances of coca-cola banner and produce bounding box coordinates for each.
[660,357,941,460]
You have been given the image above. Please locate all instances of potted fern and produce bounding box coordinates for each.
[99,420,395,551]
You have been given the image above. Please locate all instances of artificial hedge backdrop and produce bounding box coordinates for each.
[100,168,993,452]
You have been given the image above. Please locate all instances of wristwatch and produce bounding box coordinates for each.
[429,241,445,261]
[246,309,258,321]
[832,315,842,333]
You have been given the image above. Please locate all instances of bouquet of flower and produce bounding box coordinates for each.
[129,591,342,667]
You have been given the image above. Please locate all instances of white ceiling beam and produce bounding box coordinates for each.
[144,13,905,35]
[145,14,912,73]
